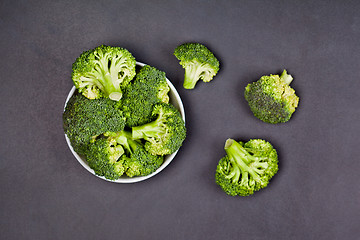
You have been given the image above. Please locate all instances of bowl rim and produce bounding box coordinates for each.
[64,61,185,183]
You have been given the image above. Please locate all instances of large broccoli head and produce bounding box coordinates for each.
[215,139,278,196]
[63,92,126,155]
[244,70,299,124]
[174,43,220,89]
[132,103,186,156]
[120,65,170,127]
[72,45,136,101]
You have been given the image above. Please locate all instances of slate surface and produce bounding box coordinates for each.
[1,1,359,239]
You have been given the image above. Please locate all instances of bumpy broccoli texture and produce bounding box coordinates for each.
[64,57,187,180]
[215,139,278,196]
[132,103,186,156]
[72,45,136,101]
[84,136,127,180]
[121,65,170,127]
[174,43,220,89]
[244,70,299,124]
[85,131,164,180]
[63,91,126,156]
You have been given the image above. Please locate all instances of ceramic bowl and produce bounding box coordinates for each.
[64,62,185,183]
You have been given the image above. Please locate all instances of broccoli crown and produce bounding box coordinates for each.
[72,45,136,101]
[215,139,278,196]
[84,137,127,180]
[84,130,164,179]
[244,70,299,124]
[120,65,170,127]
[63,91,126,155]
[107,131,164,177]
[174,43,220,89]
[125,140,164,177]
[132,103,186,156]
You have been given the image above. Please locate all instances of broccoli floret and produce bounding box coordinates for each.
[72,45,136,101]
[244,70,299,124]
[84,130,164,179]
[85,137,127,180]
[174,43,220,89]
[215,139,278,196]
[106,131,164,177]
[132,103,186,156]
[63,91,126,155]
[120,65,170,127]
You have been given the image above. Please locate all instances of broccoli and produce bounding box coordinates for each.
[174,43,220,89]
[84,136,127,180]
[84,131,164,180]
[132,103,186,156]
[63,91,126,155]
[120,65,170,127]
[104,131,164,178]
[72,45,136,101]
[244,69,299,124]
[215,139,278,196]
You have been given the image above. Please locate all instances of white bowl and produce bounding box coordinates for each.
[64,62,185,183]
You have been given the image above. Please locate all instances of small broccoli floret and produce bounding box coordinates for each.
[120,65,170,127]
[174,43,220,89]
[84,130,164,179]
[63,91,126,155]
[132,103,186,156]
[215,139,278,196]
[72,45,136,101]
[106,131,164,177]
[85,137,127,180]
[244,70,299,124]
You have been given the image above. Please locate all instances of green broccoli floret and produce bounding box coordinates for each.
[132,103,186,156]
[174,42,220,89]
[72,45,136,101]
[63,91,126,155]
[84,136,127,180]
[84,130,164,179]
[244,70,299,124]
[120,65,170,127]
[105,131,164,177]
[215,139,278,196]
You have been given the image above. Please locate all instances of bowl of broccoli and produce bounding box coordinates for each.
[63,55,186,183]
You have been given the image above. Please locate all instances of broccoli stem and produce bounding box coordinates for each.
[226,158,241,183]
[280,69,293,85]
[224,139,262,183]
[115,134,131,152]
[183,62,204,89]
[108,145,125,163]
[93,58,122,101]
[101,73,122,101]
[105,131,132,153]
[132,120,166,140]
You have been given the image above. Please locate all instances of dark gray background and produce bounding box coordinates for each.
[1,0,359,239]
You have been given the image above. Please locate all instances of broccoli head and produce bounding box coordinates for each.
[84,130,164,180]
[120,65,170,127]
[215,139,278,196]
[244,70,299,124]
[85,136,127,180]
[72,45,136,101]
[132,103,186,156]
[174,43,220,89]
[63,91,126,155]
[106,131,164,177]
